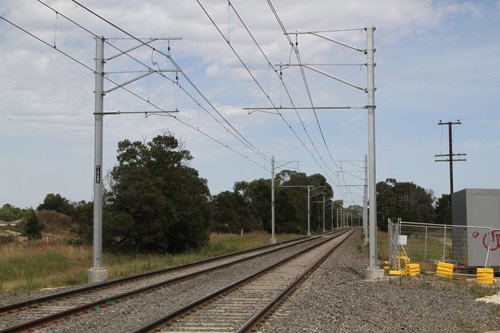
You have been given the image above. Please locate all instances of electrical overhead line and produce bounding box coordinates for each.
[267,0,365,204]
[225,2,341,182]
[70,0,271,164]
[0,11,267,171]
[44,0,271,166]
[54,0,356,204]
[74,0,351,205]
[37,0,271,166]
[266,0,342,170]
[196,0,349,202]
[227,2,340,180]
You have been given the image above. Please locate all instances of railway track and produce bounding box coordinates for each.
[0,234,327,333]
[132,229,355,333]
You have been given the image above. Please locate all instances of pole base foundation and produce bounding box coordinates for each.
[363,267,385,280]
[87,267,108,284]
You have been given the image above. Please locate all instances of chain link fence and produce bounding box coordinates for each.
[388,219,499,272]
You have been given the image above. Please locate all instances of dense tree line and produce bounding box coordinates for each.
[210,169,342,235]
[1,134,453,254]
[376,178,451,231]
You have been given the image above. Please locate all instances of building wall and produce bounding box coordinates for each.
[452,189,500,267]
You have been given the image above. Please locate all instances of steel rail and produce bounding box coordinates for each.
[0,234,322,333]
[130,229,352,333]
[237,229,356,332]
[0,234,313,315]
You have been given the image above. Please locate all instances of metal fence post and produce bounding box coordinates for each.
[388,219,392,269]
[485,226,492,268]
[443,225,447,261]
[424,226,428,261]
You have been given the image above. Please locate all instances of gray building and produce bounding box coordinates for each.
[452,189,500,267]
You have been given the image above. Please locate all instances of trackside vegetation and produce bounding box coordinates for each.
[0,232,300,291]
[0,132,456,290]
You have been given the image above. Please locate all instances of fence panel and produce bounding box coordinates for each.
[388,219,495,271]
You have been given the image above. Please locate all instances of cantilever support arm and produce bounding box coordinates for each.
[302,65,367,92]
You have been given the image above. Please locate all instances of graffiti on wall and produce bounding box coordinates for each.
[472,229,500,251]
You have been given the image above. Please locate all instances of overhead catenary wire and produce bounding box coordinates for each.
[33,0,273,168]
[13,0,363,205]
[36,0,271,165]
[69,0,272,165]
[267,0,355,203]
[197,0,352,203]
[226,2,340,181]
[0,13,268,172]
[72,0,360,205]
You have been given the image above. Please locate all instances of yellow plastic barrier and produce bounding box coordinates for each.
[436,262,454,278]
[407,263,420,276]
[476,268,494,285]
[398,255,410,267]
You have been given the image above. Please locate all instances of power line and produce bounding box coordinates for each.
[0,12,268,171]
[226,2,341,182]
[45,0,355,203]
[70,0,271,164]
[265,0,351,201]
[42,0,271,165]
[37,0,271,165]
[197,0,348,202]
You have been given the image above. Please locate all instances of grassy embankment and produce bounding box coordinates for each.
[0,232,301,291]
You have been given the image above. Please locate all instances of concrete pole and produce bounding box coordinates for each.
[331,204,334,230]
[322,195,326,233]
[307,186,311,236]
[271,156,277,244]
[88,36,108,283]
[363,154,368,245]
[364,26,384,279]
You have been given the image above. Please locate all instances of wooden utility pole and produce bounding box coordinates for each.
[435,120,466,195]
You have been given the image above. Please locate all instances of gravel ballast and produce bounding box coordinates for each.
[259,230,500,332]
[1,230,499,332]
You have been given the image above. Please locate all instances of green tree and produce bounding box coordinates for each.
[234,179,271,231]
[0,204,24,222]
[37,193,72,215]
[376,178,435,231]
[434,194,451,224]
[22,209,44,240]
[275,188,304,233]
[233,170,335,234]
[211,190,259,233]
[105,134,211,254]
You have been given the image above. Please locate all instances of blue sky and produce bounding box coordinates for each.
[1,0,499,209]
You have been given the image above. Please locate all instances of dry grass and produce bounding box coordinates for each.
[0,243,89,290]
[0,232,302,291]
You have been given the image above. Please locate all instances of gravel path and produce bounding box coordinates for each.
[259,229,500,333]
